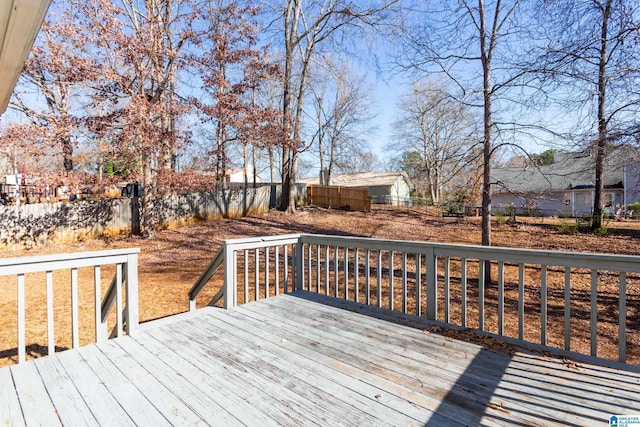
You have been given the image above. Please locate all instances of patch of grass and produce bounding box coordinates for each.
[556,220,578,234]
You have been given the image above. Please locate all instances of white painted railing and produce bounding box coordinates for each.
[189,234,301,310]
[192,234,640,364]
[0,248,139,363]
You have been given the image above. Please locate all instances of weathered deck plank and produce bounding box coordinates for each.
[0,368,25,427]
[261,292,639,422]
[2,290,639,426]
[168,309,425,426]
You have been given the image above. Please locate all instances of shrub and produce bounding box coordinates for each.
[627,202,640,213]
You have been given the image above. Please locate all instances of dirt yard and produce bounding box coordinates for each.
[2,205,639,366]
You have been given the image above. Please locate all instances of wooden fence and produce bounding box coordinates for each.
[0,185,311,249]
[307,185,370,212]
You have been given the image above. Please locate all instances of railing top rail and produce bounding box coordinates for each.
[0,248,141,276]
[223,234,302,251]
[298,234,640,272]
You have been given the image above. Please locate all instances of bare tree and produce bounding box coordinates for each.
[308,59,377,182]
[535,0,640,230]
[395,0,532,249]
[390,80,479,204]
[279,0,399,212]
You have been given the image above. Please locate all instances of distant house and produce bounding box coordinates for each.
[299,171,414,206]
[227,164,261,184]
[492,146,640,217]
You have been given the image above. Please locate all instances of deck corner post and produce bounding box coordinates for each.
[223,244,236,309]
[125,252,139,336]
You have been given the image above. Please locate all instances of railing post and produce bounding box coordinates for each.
[125,253,139,336]
[223,244,236,309]
[426,248,437,320]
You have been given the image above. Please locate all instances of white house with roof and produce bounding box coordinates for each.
[492,146,640,217]
[298,171,414,206]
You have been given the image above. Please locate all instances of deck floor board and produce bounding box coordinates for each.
[3,290,640,426]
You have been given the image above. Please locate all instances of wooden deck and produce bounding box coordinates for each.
[2,291,640,426]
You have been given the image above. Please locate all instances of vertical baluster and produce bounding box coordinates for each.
[316,245,320,293]
[265,247,270,299]
[416,254,422,316]
[389,251,394,310]
[325,245,330,295]
[478,260,485,331]
[354,248,359,303]
[344,247,349,301]
[498,261,504,336]
[518,263,525,340]
[17,273,25,363]
[334,246,339,297]
[284,245,289,293]
[377,250,382,308]
[541,265,547,346]
[275,247,280,296]
[244,250,249,304]
[48,270,56,352]
[590,269,598,357]
[402,253,407,313]
[619,272,627,363]
[426,248,436,320]
[461,258,467,327]
[307,244,312,291]
[255,248,260,301]
[93,267,101,344]
[365,249,371,305]
[115,264,122,338]
[444,256,450,323]
[564,267,571,351]
[72,267,80,346]
[296,242,304,291]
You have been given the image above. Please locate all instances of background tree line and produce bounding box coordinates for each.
[1,0,639,241]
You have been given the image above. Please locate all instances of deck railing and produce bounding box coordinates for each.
[191,234,640,364]
[189,234,301,310]
[0,248,139,363]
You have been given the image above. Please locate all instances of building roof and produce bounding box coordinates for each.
[492,146,638,195]
[0,0,51,114]
[298,171,413,189]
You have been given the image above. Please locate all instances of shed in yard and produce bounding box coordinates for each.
[299,171,414,206]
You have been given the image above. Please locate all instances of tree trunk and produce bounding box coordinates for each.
[62,135,73,172]
[142,156,155,238]
[479,0,492,285]
[592,0,611,231]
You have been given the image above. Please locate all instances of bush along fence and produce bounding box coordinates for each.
[0,184,307,249]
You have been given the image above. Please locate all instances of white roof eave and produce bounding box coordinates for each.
[0,0,51,114]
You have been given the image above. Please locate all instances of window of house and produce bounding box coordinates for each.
[575,192,590,206]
